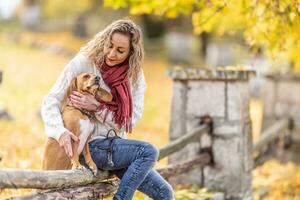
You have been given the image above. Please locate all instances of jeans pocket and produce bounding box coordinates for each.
[89,138,116,170]
[89,140,109,169]
[90,146,109,170]
[89,138,111,149]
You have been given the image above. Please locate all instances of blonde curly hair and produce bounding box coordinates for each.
[80,19,144,88]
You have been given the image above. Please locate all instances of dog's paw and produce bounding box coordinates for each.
[88,162,98,176]
[77,165,86,171]
[72,164,86,171]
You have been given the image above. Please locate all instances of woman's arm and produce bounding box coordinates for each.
[131,69,147,128]
[69,68,147,132]
[40,53,85,142]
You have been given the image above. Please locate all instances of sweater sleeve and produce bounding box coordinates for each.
[131,69,146,127]
[40,54,86,141]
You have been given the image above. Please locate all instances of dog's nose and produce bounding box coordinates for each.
[95,76,100,83]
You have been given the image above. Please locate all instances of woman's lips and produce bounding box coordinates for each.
[107,58,115,62]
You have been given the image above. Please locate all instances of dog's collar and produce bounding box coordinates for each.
[66,101,96,121]
[78,108,96,121]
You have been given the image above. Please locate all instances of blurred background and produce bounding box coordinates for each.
[0,0,299,199]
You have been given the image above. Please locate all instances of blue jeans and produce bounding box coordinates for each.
[88,138,175,200]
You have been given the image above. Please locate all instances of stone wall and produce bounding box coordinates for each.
[167,68,254,199]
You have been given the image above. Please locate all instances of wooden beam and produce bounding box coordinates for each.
[253,118,290,152]
[7,181,118,200]
[0,122,210,190]
[158,124,209,160]
[0,148,211,190]
[7,153,211,200]
[157,152,211,180]
[0,169,111,189]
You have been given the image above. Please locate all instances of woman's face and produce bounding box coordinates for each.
[104,32,131,67]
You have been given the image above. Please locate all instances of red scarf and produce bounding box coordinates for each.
[96,59,132,133]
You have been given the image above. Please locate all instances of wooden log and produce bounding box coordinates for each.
[0,124,210,190]
[157,152,211,180]
[159,124,209,160]
[0,121,213,200]
[253,118,290,152]
[7,181,118,200]
[0,168,111,189]
[0,151,212,190]
[7,153,211,200]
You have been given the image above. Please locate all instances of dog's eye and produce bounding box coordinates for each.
[83,74,90,79]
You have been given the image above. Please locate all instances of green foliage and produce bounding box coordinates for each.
[104,0,300,71]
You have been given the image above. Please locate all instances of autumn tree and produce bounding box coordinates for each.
[104,0,300,71]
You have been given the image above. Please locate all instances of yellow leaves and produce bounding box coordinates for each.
[279,0,289,13]
[289,12,296,22]
[130,5,151,15]
[103,0,128,9]
[253,159,300,199]
[129,1,156,15]
[154,0,195,18]
[256,4,266,17]
[103,0,300,70]
[105,0,195,17]
[174,186,220,199]
[192,8,221,34]
[192,12,202,34]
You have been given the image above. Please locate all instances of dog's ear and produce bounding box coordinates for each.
[96,88,113,102]
[67,77,78,97]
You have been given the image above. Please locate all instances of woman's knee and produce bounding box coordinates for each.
[141,143,159,162]
[159,182,174,199]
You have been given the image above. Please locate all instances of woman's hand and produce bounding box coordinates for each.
[70,91,100,111]
[58,131,80,158]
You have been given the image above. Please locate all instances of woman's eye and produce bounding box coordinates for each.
[118,50,124,54]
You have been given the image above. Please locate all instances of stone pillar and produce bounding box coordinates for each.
[167,68,254,199]
[262,74,300,131]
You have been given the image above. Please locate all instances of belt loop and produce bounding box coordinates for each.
[106,129,121,139]
[106,129,121,167]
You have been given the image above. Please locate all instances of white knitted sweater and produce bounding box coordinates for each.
[41,53,146,142]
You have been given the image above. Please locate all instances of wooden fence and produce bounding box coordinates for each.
[1,67,297,200]
[253,118,294,167]
[0,118,213,199]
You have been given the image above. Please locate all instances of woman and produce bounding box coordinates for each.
[41,19,175,200]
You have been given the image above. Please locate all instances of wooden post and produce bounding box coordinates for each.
[167,68,255,200]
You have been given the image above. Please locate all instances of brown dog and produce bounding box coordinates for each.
[42,73,112,175]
